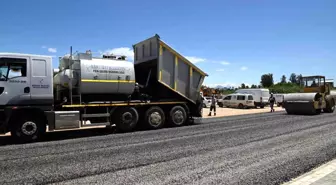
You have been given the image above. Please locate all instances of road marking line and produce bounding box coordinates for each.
[283,158,336,185]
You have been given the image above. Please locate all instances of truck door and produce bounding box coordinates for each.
[0,56,31,106]
[29,57,53,105]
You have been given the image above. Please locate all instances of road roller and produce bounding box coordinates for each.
[282,75,336,115]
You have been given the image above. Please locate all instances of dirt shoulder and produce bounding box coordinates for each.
[203,106,285,118]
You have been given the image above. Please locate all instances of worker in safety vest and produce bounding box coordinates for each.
[208,95,217,116]
[269,93,275,112]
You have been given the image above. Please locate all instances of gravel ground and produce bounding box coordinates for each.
[203,106,284,117]
[0,112,336,185]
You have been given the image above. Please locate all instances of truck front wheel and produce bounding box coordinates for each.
[10,115,46,143]
[169,106,187,127]
[145,106,165,129]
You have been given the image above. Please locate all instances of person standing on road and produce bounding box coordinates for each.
[208,95,217,116]
[269,93,276,112]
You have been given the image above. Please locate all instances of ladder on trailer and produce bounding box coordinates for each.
[66,49,114,127]
[69,47,82,105]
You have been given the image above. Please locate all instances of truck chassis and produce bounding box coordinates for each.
[1,99,202,142]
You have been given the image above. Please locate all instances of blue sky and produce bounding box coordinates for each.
[0,0,335,87]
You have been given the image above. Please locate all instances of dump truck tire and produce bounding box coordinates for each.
[112,107,139,132]
[169,105,187,127]
[145,106,165,129]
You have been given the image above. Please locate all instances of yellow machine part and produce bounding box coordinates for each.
[303,87,322,93]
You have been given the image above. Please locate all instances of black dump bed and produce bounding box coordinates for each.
[133,34,208,104]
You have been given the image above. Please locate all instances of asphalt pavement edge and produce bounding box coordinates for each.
[282,158,336,185]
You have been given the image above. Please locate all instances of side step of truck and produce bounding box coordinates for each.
[82,113,110,118]
[81,113,111,128]
[81,122,110,128]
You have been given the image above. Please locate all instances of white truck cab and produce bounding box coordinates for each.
[0,53,53,106]
[0,53,54,135]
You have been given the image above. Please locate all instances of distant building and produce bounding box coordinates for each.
[326,79,334,88]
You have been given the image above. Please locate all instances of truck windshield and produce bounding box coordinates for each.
[0,64,9,81]
[0,57,27,81]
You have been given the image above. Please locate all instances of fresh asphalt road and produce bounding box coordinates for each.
[0,111,336,185]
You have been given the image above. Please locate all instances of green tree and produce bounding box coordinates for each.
[296,74,303,85]
[251,84,257,88]
[281,75,286,84]
[241,83,246,89]
[260,73,274,87]
[289,73,297,84]
[269,83,302,94]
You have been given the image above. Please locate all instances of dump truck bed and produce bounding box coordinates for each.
[133,34,208,104]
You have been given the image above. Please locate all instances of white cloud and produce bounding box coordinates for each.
[205,83,239,88]
[216,68,225,72]
[101,47,134,61]
[48,48,57,53]
[240,66,248,71]
[185,57,231,66]
[185,56,206,64]
[204,82,252,89]
[220,61,230,65]
[41,46,47,49]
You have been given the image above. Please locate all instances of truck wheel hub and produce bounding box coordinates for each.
[173,110,184,124]
[149,112,161,126]
[21,121,37,136]
[122,112,133,124]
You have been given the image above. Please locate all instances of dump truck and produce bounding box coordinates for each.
[282,75,336,115]
[0,34,208,142]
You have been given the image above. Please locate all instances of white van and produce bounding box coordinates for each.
[220,93,255,109]
[235,88,270,108]
[217,95,226,107]
[202,96,211,108]
[274,94,284,107]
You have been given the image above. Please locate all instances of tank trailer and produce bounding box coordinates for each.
[0,34,208,142]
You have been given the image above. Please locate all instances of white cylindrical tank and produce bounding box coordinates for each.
[80,58,135,94]
[58,54,72,70]
[53,57,136,95]
[53,69,78,88]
